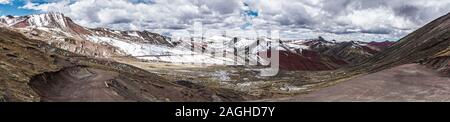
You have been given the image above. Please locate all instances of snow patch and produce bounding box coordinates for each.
[211,71,231,81]
[127,31,140,37]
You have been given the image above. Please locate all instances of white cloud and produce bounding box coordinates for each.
[22,0,70,12]
[0,0,10,4]
[335,7,416,34]
[19,0,450,41]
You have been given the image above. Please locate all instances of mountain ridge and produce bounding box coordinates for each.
[351,12,450,74]
[1,12,394,71]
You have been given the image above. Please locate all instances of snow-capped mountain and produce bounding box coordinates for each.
[316,40,394,64]
[0,12,394,70]
[0,12,174,57]
[0,13,246,64]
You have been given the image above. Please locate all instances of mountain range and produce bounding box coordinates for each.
[2,12,449,102]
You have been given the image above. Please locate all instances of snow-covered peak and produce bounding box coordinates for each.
[127,31,140,37]
[25,12,70,29]
[0,15,27,26]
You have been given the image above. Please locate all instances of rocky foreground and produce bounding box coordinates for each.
[0,28,252,102]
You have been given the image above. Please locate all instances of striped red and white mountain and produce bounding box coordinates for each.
[0,12,173,57]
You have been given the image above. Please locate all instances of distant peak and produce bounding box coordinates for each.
[6,15,14,19]
[42,12,65,16]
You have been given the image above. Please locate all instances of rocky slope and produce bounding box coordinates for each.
[0,27,251,102]
[274,38,394,70]
[303,38,395,64]
[0,12,173,58]
[350,12,450,75]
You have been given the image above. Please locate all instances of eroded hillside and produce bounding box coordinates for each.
[0,27,252,102]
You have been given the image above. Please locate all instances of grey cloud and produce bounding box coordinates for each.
[20,0,450,41]
[360,28,393,35]
[321,0,352,15]
[394,5,420,20]
[276,5,313,26]
[198,0,239,15]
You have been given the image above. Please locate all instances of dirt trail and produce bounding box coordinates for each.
[29,67,133,102]
[266,64,450,102]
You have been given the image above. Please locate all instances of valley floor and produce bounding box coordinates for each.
[264,64,450,102]
[113,57,340,99]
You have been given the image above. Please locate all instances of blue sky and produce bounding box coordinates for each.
[0,0,37,16]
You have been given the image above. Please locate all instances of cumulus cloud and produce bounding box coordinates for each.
[19,0,450,41]
[0,0,10,4]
